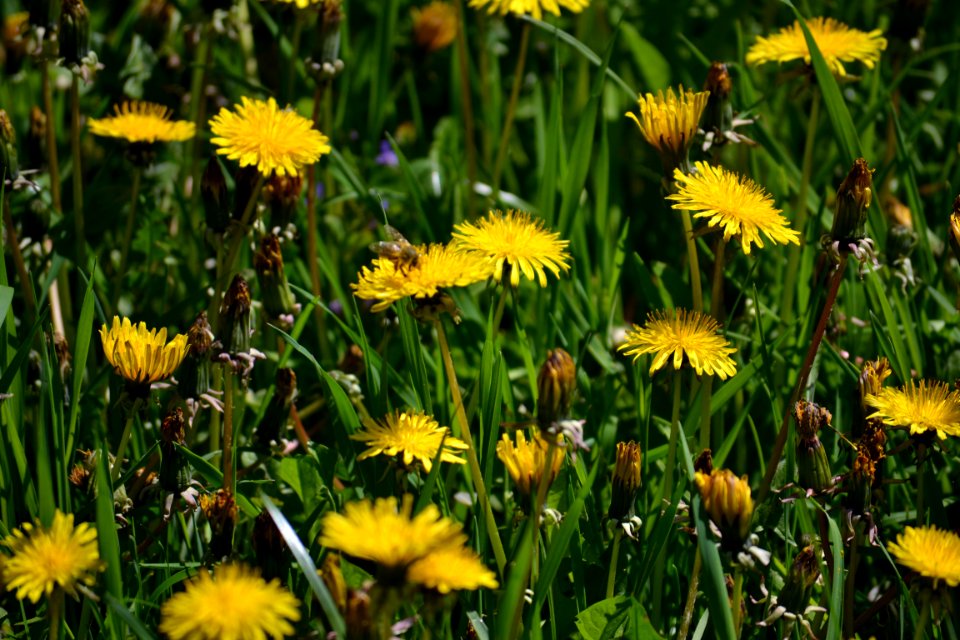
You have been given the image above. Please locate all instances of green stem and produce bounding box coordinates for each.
[42,62,62,213]
[223,364,236,493]
[491,285,509,335]
[306,82,328,350]
[286,12,304,103]
[680,210,703,312]
[70,75,85,271]
[606,529,623,599]
[916,444,926,524]
[187,22,212,231]
[678,551,702,640]
[779,89,821,340]
[110,398,143,485]
[453,0,477,213]
[491,21,531,197]
[844,527,862,639]
[653,370,683,627]
[732,568,744,638]
[115,167,142,303]
[434,318,507,576]
[212,174,266,314]
[699,237,727,449]
[913,593,931,640]
[3,194,37,317]
[48,588,63,640]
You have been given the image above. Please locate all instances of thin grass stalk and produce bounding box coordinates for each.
[778,89,821,342]
[732,567,744,637]
[700,236,726,448]
[114,167,141,304]
[214,174,266,312]
[42,62,62,213]
[844,527,862,639]
[453,0,477,213]
[187,22,212,226]
[3,193,37,317]
[491,21,531,197]
[222,364,236,493]
[491,285,509,334]
[677,550,702,640]
[286,11,304,103]
[306,81,328,349]
[110,398,143,484]
[912,593,931,640]
[434,318,507,575]
[605,528,623,599]
[652,369,683,627]
[70,75,85,271]
[758,254,847,503]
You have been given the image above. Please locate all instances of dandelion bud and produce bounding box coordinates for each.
[319,553,347,613]
[412,2,457,53]
[254,368,297,448]
[218,275,253,356]
[794,401,833,493]
[25,105,46,169]
[178,311,214,399]
[948,197,960,265]
[0,109,19,182]
[159,407,190,492]
[694,468,753,548]
[58,0,90,67]
[608,441,641,522]
[776,545,820,616]
[201,156,230,234]
[254,235,297,320]
[702,62,733,139]
[844,445,876,515]
[694,448,714,474]
[2,13,30,75]
[536,348,576,429]
[200,489,238,559]
[252,511,289,581]
[264,173,302,229]
[830,157,874,243]
[496,431,564,510]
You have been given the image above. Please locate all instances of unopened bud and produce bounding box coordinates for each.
[776,545,820,615]
[264,173,302,229]
[254,368,297,448]
[202,156,230,234]
[178,312,214,399]
[319,553,347,613]
[694,468,753,548]
[252,511,289,581]
[948,196,960,265]
[702,62,733,137]
[219,275,253,355]
[159,407,189,492]
[794,401,833,493]
[843,445,876,515]
[830,157,874,243]
[59,0,90,67]
[536,348,576,429]
[608,441,641,522]
[412,1,457,53]
[25,106,46,169]
[200,489,238,559]
[254,235,296,320]
[0,109,19,182]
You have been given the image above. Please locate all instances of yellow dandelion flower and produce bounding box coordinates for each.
[746,17,887,77]
[270,0,336,9]
[667,161,800,254]
[468,0,588,19]
[866,380,960,440]
[451,210,571,287]
[99,316,189,386]
[319,496,466,570]
[209,97,332,177]
[694,468,754,544]
[87,101,195,144]
[496,431,564,503]
[407,545,499,593]
[626,86,708,171]
[351,410,468,472]
[412,2,458,53]
[0,511,104,603]
[888,526,960,589]
[159,564,301,640]
[618,309,737,380]
[352,243,494,312]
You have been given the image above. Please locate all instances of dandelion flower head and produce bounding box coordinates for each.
[668,161,800,254]
[468,0,588,20]
[888,526,960,589]
[746,17,887,77]
[100,316,189,386]
[412,2,458,52]
[451,210,571,287]
[626,86,708,171]
[0,511,104,603]
[407,545,499,593]
[351,410,468,472]
[619,309,737,379]
[210,97,332,177]
[866,380,960,440]
[496,431,565,502]
[88,101,195,144]
[159,564,301,640]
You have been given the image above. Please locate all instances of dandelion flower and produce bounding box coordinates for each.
[319,496,466,571]
[866,380,960,440]
[412,2,458,53]
[159,564,301,640]
[100,316,189,387]
[496,431,565,503]
[626,87,708,172]
[352,243,493,312]
[209,97,331,177]
[888,526,960,588]
[468,0,588,20]
[88,101,195,144]
[667,161,800,254]
[351,410,468,472]
[270,0,336,9]
[407,545,499,593]
[746,17,887,77]
[0,511,104,603]
[451,210,570,287]
[618,309,737,379]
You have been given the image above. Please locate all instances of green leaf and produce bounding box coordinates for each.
[575,596,661,640]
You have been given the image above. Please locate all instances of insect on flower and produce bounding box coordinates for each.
[369,225,420,274]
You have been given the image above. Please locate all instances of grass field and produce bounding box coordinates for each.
[1,0,959,637]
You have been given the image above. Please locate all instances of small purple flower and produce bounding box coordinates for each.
[375,140,399,167]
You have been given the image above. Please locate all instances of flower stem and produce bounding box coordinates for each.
[606,529,623,599]
[223,364,236,494]
[211,174,266,316]
[491,21,531,198]
[306,81,329,350]
[285,12,304,103]
[42,62,62,213]
[912,593,931,640]
[653,369,683,628]
[677,550,702,640]
[434,318,507,576]
[110,398,143,485]
[758,253,847,503]
[453,0,477,214]
[916,443,927,524]
[491,285,509,335]
[732,567,744,638]
[700,237,726,448]
[48,588,63,640]
[844,526,862,639]
[3,194,37,317]
[70,74,86,271]
[114,166,142,304]
[680,210,703,312]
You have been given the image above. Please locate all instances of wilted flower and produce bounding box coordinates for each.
[608,441,642,522]
[536,348,576,429]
